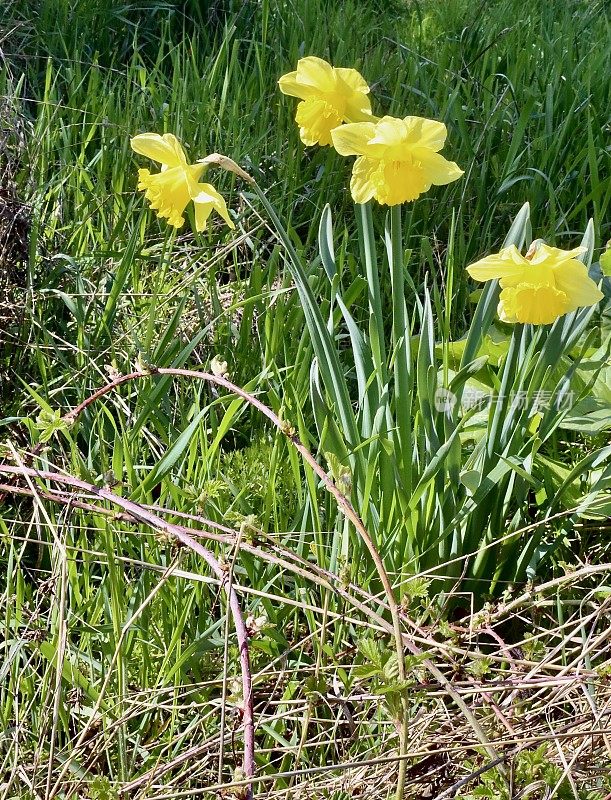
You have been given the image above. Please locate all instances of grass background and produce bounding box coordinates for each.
[1,0,611,797]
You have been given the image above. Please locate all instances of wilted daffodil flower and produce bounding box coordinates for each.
[278,56,374,147]
[331,115,463,205]
[130,133,234,232]
[467,242,604,325]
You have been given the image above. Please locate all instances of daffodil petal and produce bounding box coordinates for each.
[343,101,376,124]
[278,56,336,100]
[553,258,604,311]
[279,58,363,103]
[194,202,213,232]
[334,67,370,95]
[192,182,234,231]
[416,150,464,186]
[349,157,378,204]
[278,70,309,99]
[467,247,529,283]
[131,133,187,167]
[331,122,378,156]
[335,67,375,120]
[408,117,447,151]
[529,243,587,265]
[369,116,409,147]
[294,56,336,91]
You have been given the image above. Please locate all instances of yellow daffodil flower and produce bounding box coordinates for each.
[331,115,463,205]
[130,133,234,232]
[467,242,604,325]
[278,56,374,147]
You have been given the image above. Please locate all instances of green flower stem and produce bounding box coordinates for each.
[249,186,409,718]
[388,203,411,799]
[389,204,413,498]
[249,183,361,451]
[357,202,387,385]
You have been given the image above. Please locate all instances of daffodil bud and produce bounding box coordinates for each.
[197,153,254,184]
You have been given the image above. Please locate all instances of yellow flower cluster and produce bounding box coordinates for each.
[279,56,463,206]
[130,56,604,327]
[278,56,602,325]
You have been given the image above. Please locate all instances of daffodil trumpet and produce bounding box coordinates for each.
[467,241,604,325]
[130,133,235,232]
